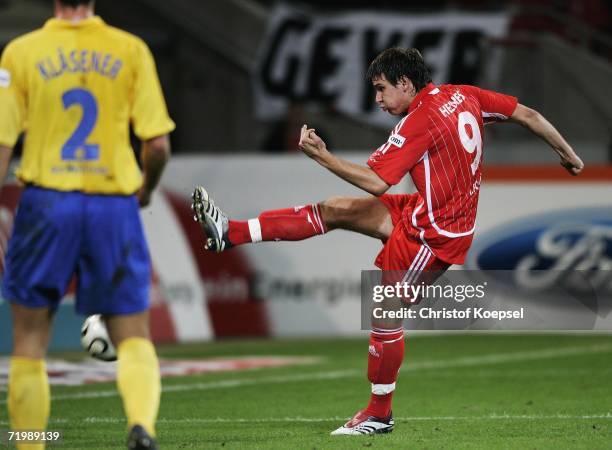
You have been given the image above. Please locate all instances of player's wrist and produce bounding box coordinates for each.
[315,148,333,167]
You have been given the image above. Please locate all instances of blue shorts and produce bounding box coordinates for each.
[2,186,151,315]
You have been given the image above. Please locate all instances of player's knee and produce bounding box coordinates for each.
[12,336,48,359]
[105,312,150,347]
[371,316,403,331]
[319,196,356,230]
[10,305,52,358]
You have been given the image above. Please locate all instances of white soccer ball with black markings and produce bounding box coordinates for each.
[80,314,117,361]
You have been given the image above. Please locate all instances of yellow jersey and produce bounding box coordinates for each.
[0,16,175,194]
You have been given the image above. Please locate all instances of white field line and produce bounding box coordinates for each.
[1,343,611,406]
[0,369,360,404]
[403,343,612,372]
[2,414,612,426]
[416,367,612,378]
[83,413,612,423]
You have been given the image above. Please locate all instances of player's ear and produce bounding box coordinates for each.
[398,76,414,94]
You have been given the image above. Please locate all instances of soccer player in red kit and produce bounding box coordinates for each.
[191,48,583,435]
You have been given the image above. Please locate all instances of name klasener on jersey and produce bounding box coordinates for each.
[37,47,123,81]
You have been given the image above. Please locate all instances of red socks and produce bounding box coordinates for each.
[228,204,326,245]
[365,327,405,418]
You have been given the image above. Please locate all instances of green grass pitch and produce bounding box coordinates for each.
[2,334,612,449]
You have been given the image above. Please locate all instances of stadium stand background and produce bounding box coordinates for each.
[0,0,611,162]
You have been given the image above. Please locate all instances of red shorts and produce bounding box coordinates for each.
[375,194,450,275]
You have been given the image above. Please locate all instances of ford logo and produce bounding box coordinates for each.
[465,207,612,293]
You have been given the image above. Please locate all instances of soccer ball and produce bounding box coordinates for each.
[80,314,117,361]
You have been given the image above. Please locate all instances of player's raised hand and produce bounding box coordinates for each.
[298,124,329,160]
[560,153,584,176]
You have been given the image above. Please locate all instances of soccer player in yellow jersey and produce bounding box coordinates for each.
[0,1,175,448]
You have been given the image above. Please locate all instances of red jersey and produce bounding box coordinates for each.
[368,83,517,264]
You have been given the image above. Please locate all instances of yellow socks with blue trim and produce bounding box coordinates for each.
[8,357,50,450]
[116,337,160,437]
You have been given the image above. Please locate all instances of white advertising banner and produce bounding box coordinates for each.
[252,4,509,128]
[2,156,608,352]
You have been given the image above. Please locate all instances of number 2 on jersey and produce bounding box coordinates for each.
[61,88,99,161]
[457,111,482,175]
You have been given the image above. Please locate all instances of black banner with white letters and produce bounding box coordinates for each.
[253,4,509,128]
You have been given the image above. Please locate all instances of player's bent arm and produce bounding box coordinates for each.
[0,145,14,187]
[298,125,390,196]
[138,135,171,207]
[508,104,584,176]
[319,153,391,196]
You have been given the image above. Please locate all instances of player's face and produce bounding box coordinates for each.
[372,75,412,115]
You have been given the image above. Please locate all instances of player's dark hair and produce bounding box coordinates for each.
[57,0,94,7]
[366,47,432,92]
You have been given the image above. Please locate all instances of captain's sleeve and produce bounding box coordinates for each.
[367,112,431,186]
[130,39,175,140]
[0,43,26,147]
[462,85,518,124]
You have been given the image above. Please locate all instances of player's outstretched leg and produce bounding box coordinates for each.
[191,186,327,252]
[191,187,394,253]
